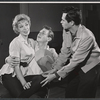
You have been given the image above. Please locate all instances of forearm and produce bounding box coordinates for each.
[14,65,26,86]
[54,49,71,70]
[56,62,78,79]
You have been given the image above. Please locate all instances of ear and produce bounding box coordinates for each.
[48,37,52,42]
[70,20,75,26]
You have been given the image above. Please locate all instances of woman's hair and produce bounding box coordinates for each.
[43,25,54,41]
[12,14,31,34]
[63,6,82,25]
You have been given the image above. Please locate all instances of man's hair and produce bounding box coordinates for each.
[63,6,82,25]
[12,14,31,34]
[43,25,54,41]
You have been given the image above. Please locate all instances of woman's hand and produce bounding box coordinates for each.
[41,74,56,87]
[23,81,32,90]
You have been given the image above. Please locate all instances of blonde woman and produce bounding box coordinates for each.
[0,14,58,98]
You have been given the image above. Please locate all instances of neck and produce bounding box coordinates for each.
[69,25,79,37]
[37,41,48,49]
[20,34,28,42]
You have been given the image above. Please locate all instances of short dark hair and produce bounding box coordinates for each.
[43,25,54,41]
[63,6,82,25]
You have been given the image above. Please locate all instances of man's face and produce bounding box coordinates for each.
[60,13,72,30]
[37,28,50,43]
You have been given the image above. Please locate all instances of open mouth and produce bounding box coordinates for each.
[23,30,29,33]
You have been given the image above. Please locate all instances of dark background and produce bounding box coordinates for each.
[0,3,100,68]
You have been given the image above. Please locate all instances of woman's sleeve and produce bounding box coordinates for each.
[9,39,20,58]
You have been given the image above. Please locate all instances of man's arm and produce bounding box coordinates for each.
[5,56,20,66]
[54,30,72,70]
[57,36,94,78]
[42,31,72,74]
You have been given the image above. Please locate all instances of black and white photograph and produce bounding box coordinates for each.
[0,2,100,98]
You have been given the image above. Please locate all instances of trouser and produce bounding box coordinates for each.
[65,65,99,98]
[2,65,99,98]
[2,74,47,98]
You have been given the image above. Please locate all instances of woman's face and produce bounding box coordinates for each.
[17,20,30,36]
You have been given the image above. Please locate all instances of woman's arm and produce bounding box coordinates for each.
[14,64,31,89]
[9,39,31,89]
[14,61,26,84]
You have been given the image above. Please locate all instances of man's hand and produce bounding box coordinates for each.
[41,74,56,87]
[6,56,20,67]
[57,66,69,78]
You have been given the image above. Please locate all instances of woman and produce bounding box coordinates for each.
[0,14,58,98]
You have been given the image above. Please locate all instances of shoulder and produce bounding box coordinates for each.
[9,36,21,52]
[49,48,56,53]
[10,36,20,46]
[81,26,94,40]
